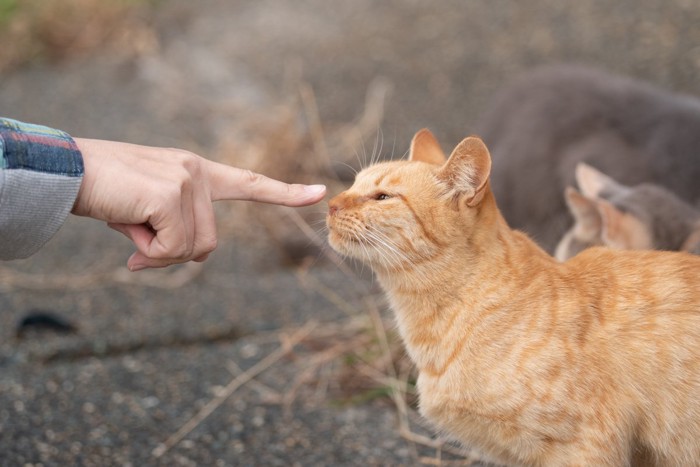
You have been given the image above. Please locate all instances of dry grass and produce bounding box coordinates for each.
[0,0,157,71]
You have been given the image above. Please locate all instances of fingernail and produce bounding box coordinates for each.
[304,184,326,195]
[129,263,147,272]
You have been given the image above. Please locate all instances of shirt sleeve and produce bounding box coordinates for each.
[0,118,84,260]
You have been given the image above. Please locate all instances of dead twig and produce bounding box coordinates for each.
[226,360,282,404]
[152,320,318,458]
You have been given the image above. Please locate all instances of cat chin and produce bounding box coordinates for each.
[327,231,358,256]
[332,243,367,262]
[328,234,382,266]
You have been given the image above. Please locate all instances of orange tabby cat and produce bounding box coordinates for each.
[326,129,700,466]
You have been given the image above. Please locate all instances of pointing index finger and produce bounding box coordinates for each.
[205,160,326,206]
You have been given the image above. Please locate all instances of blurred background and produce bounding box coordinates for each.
[1,0,699,465]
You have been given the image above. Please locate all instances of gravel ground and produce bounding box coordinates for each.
[1,0,699,465]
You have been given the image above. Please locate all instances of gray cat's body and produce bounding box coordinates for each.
[477,64,700,252]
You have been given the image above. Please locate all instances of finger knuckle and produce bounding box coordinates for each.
[173,149,203,175]
[243,169,267,186]
[163,164,191,191]
[166,150,201,187]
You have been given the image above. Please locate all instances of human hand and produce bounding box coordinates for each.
[72,138,326,271]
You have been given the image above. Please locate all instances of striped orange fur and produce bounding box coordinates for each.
[326,129,700,466]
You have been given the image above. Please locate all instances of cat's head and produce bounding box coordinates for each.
[326,129,494,272]
[555,163,700,261]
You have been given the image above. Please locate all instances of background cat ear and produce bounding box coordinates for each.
[596,198,651,250]
[409,128,447,165]
[681,223,700,255]
[576,163,628,198]
[564,187,602,237]
[439,136,491,207]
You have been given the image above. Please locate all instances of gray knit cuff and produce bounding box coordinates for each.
[0,118,84,260]
[0,169,83,259]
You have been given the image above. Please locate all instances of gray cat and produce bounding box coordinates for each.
[477,64,700,252]
[555,163,700,261]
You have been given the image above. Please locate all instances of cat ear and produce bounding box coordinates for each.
[439,136,491,207]
[564,187,602,237]
[596,198,652,250]
[409,128,447,165]
[576,163,628,198]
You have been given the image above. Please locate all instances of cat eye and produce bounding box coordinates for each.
[375,193,391,201]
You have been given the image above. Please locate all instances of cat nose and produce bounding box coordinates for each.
[328,194,351,216]
[328,197,341,216]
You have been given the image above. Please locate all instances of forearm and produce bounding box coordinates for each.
[0,118,83,260]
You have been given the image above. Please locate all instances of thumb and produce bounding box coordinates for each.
[108,223,156,250]
[109,223,166,270]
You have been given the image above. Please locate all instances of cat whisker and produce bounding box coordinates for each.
[349,142,364,172]
[368,229,413,265]
[375,127,386,166]
[366,232,406,268]
[309,218,332,229]
[364,229,412,275]
[352,229,382,268]
[354,230,377,276]
[389,129,398,161]
[370,129,380,167]
[360,135,369,169]
[332,160,359,176]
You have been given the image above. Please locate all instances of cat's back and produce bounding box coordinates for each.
[563,246,700,310]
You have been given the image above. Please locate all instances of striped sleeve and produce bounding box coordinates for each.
[0,118,84,260]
